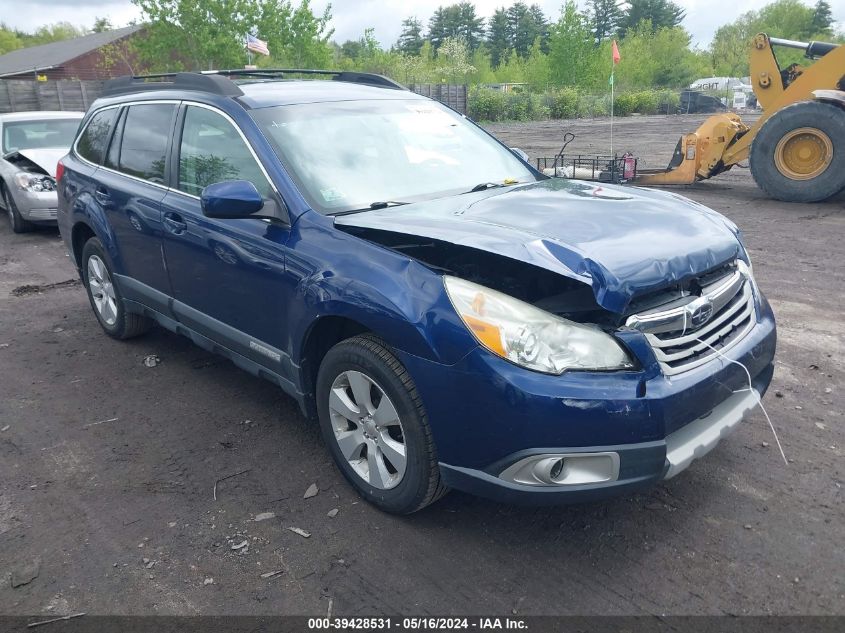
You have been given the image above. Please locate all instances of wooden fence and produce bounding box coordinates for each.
[409,84,467,114]
[0,80,105,113]
[0,79,468,114]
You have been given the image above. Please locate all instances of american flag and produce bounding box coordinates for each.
[246,34,270,56]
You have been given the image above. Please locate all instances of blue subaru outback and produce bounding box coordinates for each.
[57,70,776,513]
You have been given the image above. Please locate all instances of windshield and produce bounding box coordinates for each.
[2,119,80,153]
[251,99,535,214]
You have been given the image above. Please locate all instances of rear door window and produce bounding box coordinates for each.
[76,108,118,165]
[117,104,176,184]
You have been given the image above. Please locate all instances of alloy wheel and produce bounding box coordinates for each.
[87,255,118,326]
[328,370,407,490]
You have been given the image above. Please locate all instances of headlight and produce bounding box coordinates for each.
[737,257,761,306]
[444,276,634,375]
[14,172,56,192]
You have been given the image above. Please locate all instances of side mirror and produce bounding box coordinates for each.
[510,147,529,162]
[201,180,264,219]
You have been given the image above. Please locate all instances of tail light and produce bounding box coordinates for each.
[56,160,65,183]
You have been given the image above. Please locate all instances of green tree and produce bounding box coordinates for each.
[507,2,548,58]
[487,8,511,67]
[98,35,141,74]
[396,17,424,55]
[547,1,599,88]
[709,20,752,76]
[261,0,333,67]
[523,36,551,88]
[528,4,550,51]
[0,24,22,55]
[616,22,709,88]
[92,17,114,33]
[133,0,261,70]
[468,43,497,83]
[435,36,477,82]
[588,0,623,44]
[757,0,816,39]
[427,2,486,51]
[709,0,822,76]
[132,0,332,71]
[25,22,86,46]
[619,0,685,38]
[339,39,363,61]
[811,0,834,36]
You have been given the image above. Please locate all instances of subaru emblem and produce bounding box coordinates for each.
[686,297,714,329]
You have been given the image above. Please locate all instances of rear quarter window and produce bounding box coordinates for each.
[76,108,118,164]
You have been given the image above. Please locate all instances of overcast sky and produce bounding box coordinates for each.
[1,0,842,49]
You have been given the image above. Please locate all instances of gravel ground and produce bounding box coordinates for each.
[0,114,843,617]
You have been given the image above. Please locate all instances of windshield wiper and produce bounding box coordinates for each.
[367,200,410,210]
[329,201,410,216]
[467,182,505,193]
[465,181,526,194]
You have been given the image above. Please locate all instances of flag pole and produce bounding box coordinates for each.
[610,40,620,159]
[610,68,614,158]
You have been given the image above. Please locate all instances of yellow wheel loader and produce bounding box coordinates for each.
[634,34,845,203]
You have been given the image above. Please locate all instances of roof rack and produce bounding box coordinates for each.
[204,69,407,91]
[102,72,245,97]
[101,69,406,98]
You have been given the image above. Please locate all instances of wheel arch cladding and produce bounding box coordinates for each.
[71,222,97,269]
[299,315,370,418]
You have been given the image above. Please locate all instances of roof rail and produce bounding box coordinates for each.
[204,68,407,90]
[102,72,244,97]
[101,69,407,99]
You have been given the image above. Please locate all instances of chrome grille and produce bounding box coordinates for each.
[625,267,757,376]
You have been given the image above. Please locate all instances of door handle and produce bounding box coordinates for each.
[94,187,110,204]
[163,212,187,235]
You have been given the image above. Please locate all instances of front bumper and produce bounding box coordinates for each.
[437,382,768,504]
[398,297,776,504]
[10,188,58,223]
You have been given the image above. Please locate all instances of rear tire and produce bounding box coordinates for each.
[750,100,845,203]
[316,334,447,514]
[4,187,34,234]
[81,237,152,340]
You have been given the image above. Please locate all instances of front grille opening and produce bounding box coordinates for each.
[632,278,756,376]
[624,261,738,316]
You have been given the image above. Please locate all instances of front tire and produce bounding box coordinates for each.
[750,100,845,203]
[316,335,447,514]
[4,187,34,234]
[81,237,152,339]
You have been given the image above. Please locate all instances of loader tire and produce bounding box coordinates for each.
[750,100,845,203]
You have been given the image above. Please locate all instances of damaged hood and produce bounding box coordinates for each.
[8,148,67,177]
[335,178,744,313]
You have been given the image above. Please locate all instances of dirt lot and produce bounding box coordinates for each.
[0,114,843,618]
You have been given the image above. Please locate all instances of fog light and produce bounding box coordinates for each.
[499,452,620,487]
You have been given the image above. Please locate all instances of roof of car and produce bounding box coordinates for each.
[98,72,430,111]
[0,111,84,122]
[236,80,428,109]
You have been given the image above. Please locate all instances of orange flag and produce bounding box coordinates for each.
[612,40,621,65]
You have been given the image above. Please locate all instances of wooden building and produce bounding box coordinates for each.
[0,25,144,81]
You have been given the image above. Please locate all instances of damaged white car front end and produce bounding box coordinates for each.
[0,112,83,233]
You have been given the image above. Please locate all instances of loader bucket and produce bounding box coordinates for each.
[633,114,750,186]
